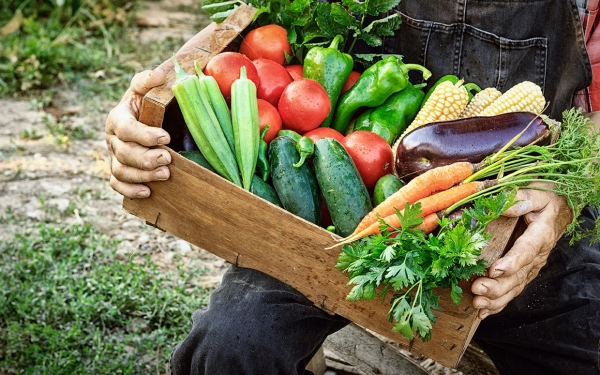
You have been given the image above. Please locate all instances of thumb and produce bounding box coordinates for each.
[130,68,167,96]
[502,183,557,217]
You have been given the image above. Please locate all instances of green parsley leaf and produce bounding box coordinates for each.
[367,0,402,15]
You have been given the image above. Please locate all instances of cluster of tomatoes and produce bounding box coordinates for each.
[203,24,395,191]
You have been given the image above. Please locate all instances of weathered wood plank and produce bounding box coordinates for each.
[324,323,431,375]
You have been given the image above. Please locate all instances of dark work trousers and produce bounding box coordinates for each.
[169,0,599,373]
[169,265,349,375]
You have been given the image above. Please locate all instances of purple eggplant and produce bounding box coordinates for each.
[395,112,559,181]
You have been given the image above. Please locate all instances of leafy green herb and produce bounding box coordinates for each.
[335,191,517,341]
[201,0,403,62]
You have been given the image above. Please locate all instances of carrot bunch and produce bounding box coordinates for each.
[330,161,493,247]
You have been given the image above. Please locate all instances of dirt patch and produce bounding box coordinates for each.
[0,96,229,285]
[0,0,228,285]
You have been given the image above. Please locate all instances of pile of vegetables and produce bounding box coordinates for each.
[173,2,600,342]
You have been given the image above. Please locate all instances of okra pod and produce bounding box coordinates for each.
[231,66,260,191]
[194,60,235,153]
[171,56,242,186]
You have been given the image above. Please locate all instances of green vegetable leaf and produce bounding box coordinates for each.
[315,2,351,40]
[386,262,416,290]
[380,245,396,263]
[362,13,402,38]
[392,317,414,340]
[412,305,433,338]
[342,0,368,15]
[396,202,424,230]
[450,283,463,305]
[367,0,402,15]
[330,3,361,30]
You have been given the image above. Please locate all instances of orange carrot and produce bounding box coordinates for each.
[386,212,440,239]
[421,212,441,234]
[353,162,477,234]
[334,181,488,246]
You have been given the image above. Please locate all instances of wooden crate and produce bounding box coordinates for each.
[122,4,520,368]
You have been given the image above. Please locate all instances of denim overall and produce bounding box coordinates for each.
[389,0,592,119]
[170,1,599,374]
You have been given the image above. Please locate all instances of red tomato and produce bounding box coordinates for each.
[285,64,303,81]
[342,131,394,190]
[303,127,345,143]
[257,99,282,144]
[278,78,330,134]
[253,58,293,107]
[204,52,260,98]
[239,24,292,65]
[341,71,361,94]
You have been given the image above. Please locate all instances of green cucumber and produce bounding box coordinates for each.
[179,151,216,172]
[250,175,282,207]
[373,174,404,206]
[269,136,321,225]
[313,138,372,237]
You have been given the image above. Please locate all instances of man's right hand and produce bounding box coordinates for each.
[105,68,172,199]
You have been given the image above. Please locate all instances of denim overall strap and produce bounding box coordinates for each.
[387,0,592,119]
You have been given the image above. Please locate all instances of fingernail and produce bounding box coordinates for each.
[492,269,504,278]
[480,310,489,320]
[157,136,169,145]
[137,190,150,198]
[475,285,488,295]
[155,169,167,180]
[157,154,168,165]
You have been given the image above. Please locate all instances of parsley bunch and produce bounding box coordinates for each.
[335,191,517,341]
[201,0,402,60]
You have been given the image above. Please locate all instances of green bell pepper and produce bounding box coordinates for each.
[353,82,425,145]
[256,125,270,181]
[303,35,354,128]
[331,56,431,133]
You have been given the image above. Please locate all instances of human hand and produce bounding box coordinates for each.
[105,68,172,199]
[471,182,573,319]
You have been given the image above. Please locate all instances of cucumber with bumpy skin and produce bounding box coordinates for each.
[179,151,216,172]
[313,138,372,237]
[250,175,282,207]
[269,136,321,225]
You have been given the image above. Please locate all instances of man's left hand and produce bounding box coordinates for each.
[471,182,573,319]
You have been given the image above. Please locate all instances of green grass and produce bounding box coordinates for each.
[0,217,211,374]
[0,0,203,105]
[0,2,217,373]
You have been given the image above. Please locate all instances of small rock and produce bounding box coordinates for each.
[169,239,192,254]
[138,234,150,244]
[164,251,176,264]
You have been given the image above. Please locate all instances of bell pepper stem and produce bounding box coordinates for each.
[329,35,344,51]
[400,63,432,80]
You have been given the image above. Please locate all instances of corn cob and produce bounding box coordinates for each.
[399,79,469,139]
[194,60,235,153]
[231,66,260,191]
[479,81,545,116]
[458,87,502,118]
[171,55,242,187]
